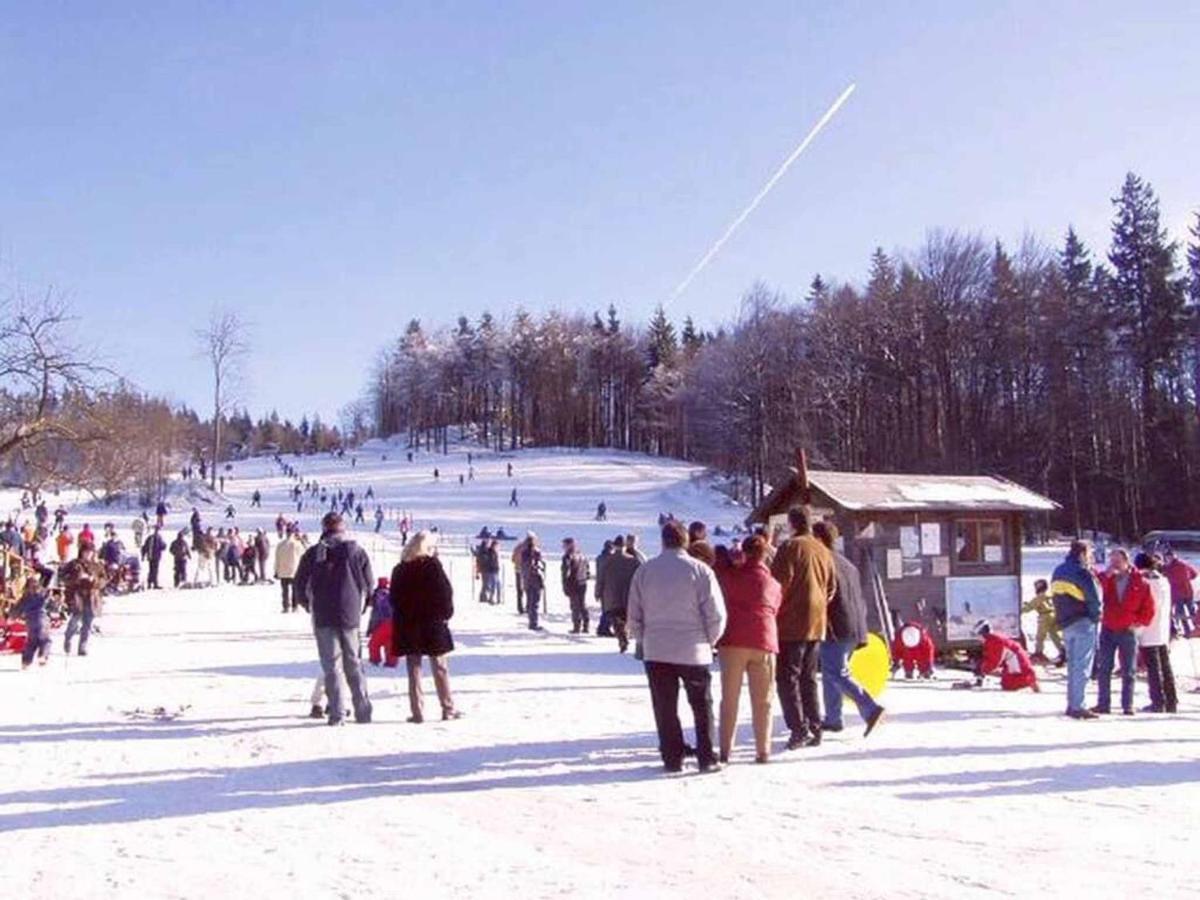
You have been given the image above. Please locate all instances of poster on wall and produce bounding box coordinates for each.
[899,526,920,559]
[944,576,1021,641]
[921,522,941,556]
[886,549,903,580]
[932,556,950,577]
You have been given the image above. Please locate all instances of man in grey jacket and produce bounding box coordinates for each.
[628,520,727,773]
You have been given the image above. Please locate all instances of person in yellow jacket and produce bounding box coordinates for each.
[1022,579,1065,664]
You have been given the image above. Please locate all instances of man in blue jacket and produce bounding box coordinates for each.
[1051,540,1102,719]
[294,512,374,725]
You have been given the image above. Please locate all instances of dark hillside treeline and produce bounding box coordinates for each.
[366,173,1200,539]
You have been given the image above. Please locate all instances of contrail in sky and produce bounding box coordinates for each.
[669,82,857,302]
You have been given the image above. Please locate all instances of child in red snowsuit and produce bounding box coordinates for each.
[974,620,1039,692]
[365,578,397,667]
[892,622,935,678]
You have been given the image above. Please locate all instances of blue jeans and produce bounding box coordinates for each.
[1062,618,1097,713]
[64,603,95,653]
[820,640,881,728]
[1095,627,1137,713]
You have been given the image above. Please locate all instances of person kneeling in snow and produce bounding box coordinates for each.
[891,622,935,679]
[972,620,1039,692]
[365,577,398,667]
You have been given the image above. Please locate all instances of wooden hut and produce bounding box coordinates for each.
[748,455,1058,651]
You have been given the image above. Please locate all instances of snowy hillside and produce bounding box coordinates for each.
[3,447,1199,899]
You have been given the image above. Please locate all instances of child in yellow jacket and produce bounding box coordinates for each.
[1022,579,1065,664]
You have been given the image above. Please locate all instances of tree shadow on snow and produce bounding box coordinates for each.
[0,732,667,833]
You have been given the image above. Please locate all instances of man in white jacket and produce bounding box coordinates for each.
[628,520,727,774]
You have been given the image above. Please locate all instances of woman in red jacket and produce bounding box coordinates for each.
[715,536,782,764]
[1094,548,1155,715]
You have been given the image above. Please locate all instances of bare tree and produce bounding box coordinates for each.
[0,287,106,464]
[195,309,250,490]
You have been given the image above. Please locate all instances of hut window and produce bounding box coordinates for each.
[955,519,1005,565]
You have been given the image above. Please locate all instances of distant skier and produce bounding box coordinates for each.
[374,506,384,533]
[434,468,440,481]
[509,488,519,508]
[155,501,168,529]
[596,501,607,522]
[251,490,262,508]
[507,462,513,478]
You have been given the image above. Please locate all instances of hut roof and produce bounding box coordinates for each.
[752,469,1058,521]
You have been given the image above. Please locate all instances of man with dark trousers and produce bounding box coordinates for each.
[628,521,727,774]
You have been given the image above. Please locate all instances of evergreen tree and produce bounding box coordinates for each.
[646,304,679,369]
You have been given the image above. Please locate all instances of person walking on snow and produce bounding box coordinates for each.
[1023,579,1065,664]
[169,530,191,588]
[1092,547,1155,715]
[390,531,462,722]
[142,525,167,589]
[61,543,108,656]
[518,533,546,630]
[770,507,836,750]
[1051,540,1103,719]
[275,528,305,612]
[293,512,374,725]
[1161,549,1198,638]
[714,534,780,764]
[509,488,519,507]
[12,579,52,668]
[1134,552,1177,713]
[627,520,727,774]
[365,577,397,667]
[813,522,885,737]
[561,537,590,634]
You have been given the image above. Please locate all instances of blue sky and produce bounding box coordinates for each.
[1,1,1197,422]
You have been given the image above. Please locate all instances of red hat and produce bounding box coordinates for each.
[377,577,390,589]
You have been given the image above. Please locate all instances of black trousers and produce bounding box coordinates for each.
[280,577,295,610]
[644,661,715,768]
[1143,644,1178,712]
[777,640,822,738]
[147,557,161,588]
[173,557,187,587]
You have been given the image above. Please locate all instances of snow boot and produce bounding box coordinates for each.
[309,704,323,719]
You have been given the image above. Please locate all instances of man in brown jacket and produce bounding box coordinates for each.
[61,543,108,656]
[770,507,836,749]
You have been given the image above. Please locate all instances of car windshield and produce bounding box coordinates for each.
[1144,532,1200,553]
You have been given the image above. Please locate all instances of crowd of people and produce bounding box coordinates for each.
[5,446,1196,780]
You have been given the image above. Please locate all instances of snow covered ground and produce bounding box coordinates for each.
[4,447,1199,899]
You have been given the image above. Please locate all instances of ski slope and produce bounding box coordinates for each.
[3,446,1199,899]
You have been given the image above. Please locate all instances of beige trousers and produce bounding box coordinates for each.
[406,654,454,719]
[719,646,776,758]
